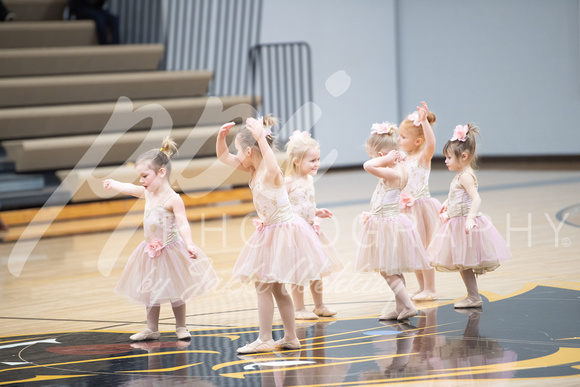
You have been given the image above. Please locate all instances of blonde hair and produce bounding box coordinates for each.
[285,134,319,176]
[399,111,436,144]
[366,126,399,156]
[236,114,278,157]
[136,137,178,177]
[442,123,480,169]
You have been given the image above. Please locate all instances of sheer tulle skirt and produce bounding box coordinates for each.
[355,215,431,275]
[400,197,442,248]
[115,240,220,305]
[428,215,512,275]
[233,218,330,286]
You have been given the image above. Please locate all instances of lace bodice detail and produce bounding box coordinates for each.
[288,184,316,224]
[401,158,431,200]
[251,180,294,225]
[369,179,402,218]
[447,171,479,217]
[143,194,181,245]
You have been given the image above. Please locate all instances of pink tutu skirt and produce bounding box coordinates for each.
[115,240,220,305]
[317,230,344,274]
[428,215,512,275]
[355,214,431,275]
[400,197,441,248]
[233,218,330,286]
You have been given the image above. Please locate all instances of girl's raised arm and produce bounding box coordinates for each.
[363,150,403,183]
[216,122,250,172]
[102,179,144,198]
[246,117,283,185]
[418,101,436,165]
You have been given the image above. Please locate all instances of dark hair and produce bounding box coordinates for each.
[135,137,178,177]
[442,124,480,169]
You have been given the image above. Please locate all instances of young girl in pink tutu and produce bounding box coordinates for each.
[397,101,440,302]
[355,122,431,321]
[428,124,512,308]
[216,116,329,353]
[284,130,343,320]
[103,138,220,341]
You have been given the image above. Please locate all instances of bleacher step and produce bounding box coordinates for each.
[0,20,97,49]
[0,96,256,140]
[0,44,164,77]
[3,0,68,22]
[2,124,237,172]
[0,70,213,108]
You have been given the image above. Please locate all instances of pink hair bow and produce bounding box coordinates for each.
[451,125,469,142]
[145,240,164,258]
[407,113,421,127]
[252,218,264,232]
[370,122,395,134]
[289,130,311,141]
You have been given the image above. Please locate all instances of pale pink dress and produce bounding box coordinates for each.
[400,158,442,248]
[288,179,343,274]
[115,193,220,306]
[355,178,431,275]
[428,171,512,274]
[233,179,330,286]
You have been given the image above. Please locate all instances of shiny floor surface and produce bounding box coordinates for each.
[1,167,579,386]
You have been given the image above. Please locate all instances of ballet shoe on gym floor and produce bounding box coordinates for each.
[130,328,160,341]
[411,291,438,301]
[295,309,318,320]
[454,297,483,309]
[237,338,275,354]
[313,306,337,317]
[176,327,191,340]
[397,308,418,321]
[379,310,399,320]
[274,337,301,350]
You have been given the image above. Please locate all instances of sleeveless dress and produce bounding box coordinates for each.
[115,193,220,305]
[288,180,344,274]
[233,179,330,286]
[400,158,442,248]
[355,178,431,275]
[427,171,512,274]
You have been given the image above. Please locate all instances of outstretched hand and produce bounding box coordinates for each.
[219,121,236,137]
[102,179,114,190]
[316,208,333,218]
[417,101,428,122]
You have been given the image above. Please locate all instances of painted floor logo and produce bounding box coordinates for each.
[1,284,580,386]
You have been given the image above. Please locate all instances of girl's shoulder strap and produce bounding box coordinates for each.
[161,192,179,206]
[457,170,478,187]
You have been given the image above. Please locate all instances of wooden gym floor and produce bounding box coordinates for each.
[0,164,579,386]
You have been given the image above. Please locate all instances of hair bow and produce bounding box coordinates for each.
[450,125,469,142]
[407,113,421,127]
[289,130,311,141]
[370,122,395,134]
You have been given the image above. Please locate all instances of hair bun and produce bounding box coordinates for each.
[160,137,178,158]
[427,112,436,124]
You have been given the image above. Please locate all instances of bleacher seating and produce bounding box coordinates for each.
[0,1,260,241]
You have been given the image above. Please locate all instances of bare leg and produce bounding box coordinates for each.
[413,270,425,295]
[422,268,436,294]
